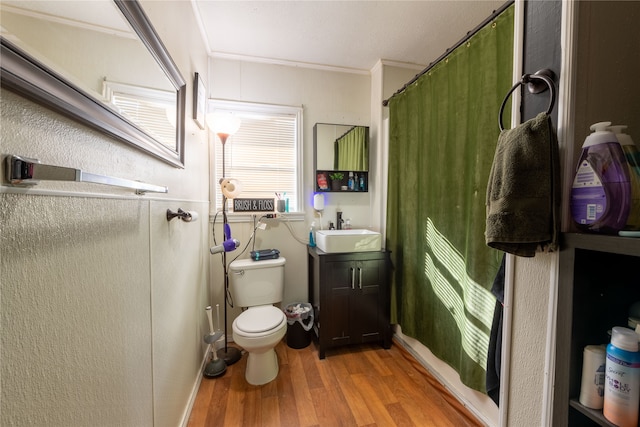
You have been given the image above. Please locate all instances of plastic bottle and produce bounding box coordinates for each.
[359,174,365,191]
[610,125,640,230]
[353,173,359,191]
[308,221,316,247]
[603,326,640,427]
[348,172,354,190]
[570,122,631,234]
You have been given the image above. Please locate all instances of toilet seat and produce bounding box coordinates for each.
[234,306,286,337]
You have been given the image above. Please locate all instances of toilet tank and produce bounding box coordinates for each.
[228,257,286,307]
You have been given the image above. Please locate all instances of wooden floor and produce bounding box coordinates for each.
[187,338,483,427]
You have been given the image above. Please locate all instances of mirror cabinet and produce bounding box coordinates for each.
[313,123,370,192]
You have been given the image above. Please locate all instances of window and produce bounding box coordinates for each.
[208,100,303,214]
[103,80,176,148]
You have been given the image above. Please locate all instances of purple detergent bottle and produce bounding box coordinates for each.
[570,121,631,234]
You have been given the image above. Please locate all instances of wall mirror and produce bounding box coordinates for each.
[313,123,369,171]
[0,0,186,168]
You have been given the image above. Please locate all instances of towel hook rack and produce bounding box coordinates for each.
[5,155,168,194]
[499,69,556,131]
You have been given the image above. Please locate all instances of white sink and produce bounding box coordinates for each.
[315,229,381,253]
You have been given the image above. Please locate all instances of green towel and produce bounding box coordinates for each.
[485,112,560,257]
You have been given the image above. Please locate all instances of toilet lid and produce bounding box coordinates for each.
[236,306,285,333]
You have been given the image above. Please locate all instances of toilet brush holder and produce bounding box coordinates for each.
[203,332,226,378]
[203,306,226,378]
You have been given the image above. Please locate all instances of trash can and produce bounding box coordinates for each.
[284,302,314,349]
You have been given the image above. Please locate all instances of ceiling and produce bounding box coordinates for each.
[192,0,507,73]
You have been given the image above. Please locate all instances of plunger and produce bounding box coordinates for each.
[203,305,226,378]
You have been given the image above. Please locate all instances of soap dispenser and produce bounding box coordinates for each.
[610,125,640,230]
[570,121,631,234]
[308,221,317,247]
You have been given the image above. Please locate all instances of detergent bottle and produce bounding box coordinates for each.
[570,122,631,234]
[609,125,640,230]
[603,327,640,427]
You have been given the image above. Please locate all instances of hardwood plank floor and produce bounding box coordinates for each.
[187,338,484,427]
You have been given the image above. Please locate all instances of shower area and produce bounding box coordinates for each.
[384,3,514,398]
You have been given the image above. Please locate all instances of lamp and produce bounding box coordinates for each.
[207,111,243,366]
[206,112,241,146]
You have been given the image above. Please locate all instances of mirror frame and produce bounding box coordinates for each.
[0,0,186,168]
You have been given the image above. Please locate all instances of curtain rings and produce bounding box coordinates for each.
[499,69,556,131]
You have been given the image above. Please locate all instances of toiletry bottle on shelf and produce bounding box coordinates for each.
[353,173,359,191]
[603,327,640,427]
[570,121,631,234]
[359,174,365,191]
[348,172,354,190]
[610,125,640,230]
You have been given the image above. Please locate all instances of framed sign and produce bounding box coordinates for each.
[233,198,275,212]
[193,72,206,129]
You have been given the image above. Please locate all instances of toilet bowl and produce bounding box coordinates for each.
[232,305,287,385]
[229,257,286,385]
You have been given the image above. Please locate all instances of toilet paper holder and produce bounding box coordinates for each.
[166,208,198,222]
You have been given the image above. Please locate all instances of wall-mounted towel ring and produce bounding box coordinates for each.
[499,69,556,131]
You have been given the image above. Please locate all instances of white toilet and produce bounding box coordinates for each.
[229,257,287,385]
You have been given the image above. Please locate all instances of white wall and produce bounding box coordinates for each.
[0,1,211,426]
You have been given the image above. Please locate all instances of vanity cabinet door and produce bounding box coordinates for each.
[325,260,356,347]
[351,259,386,344]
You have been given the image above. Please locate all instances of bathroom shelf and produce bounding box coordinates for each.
[554,233,640,426]
[569,399,617,427]
[315,170,368,193]
[562,232,640,257]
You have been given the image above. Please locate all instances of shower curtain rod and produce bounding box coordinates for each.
[382,0,514,107]
[335,125,357,142]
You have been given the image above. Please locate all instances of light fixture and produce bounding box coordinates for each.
[207,111,242,366]
[206,112,241,146]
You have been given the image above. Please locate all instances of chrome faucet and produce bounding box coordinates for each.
[336,211,344,230]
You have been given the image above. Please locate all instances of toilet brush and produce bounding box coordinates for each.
[203,305,226,378]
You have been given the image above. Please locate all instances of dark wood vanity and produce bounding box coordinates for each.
[308,247,391,359]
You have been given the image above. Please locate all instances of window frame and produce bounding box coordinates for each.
[207,99,303,218]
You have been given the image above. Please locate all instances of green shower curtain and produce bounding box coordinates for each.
[386,5,514,392]
[335,126,369,170]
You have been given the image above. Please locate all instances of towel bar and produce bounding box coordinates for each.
[5,155,168,194]
[499,68,556,131]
